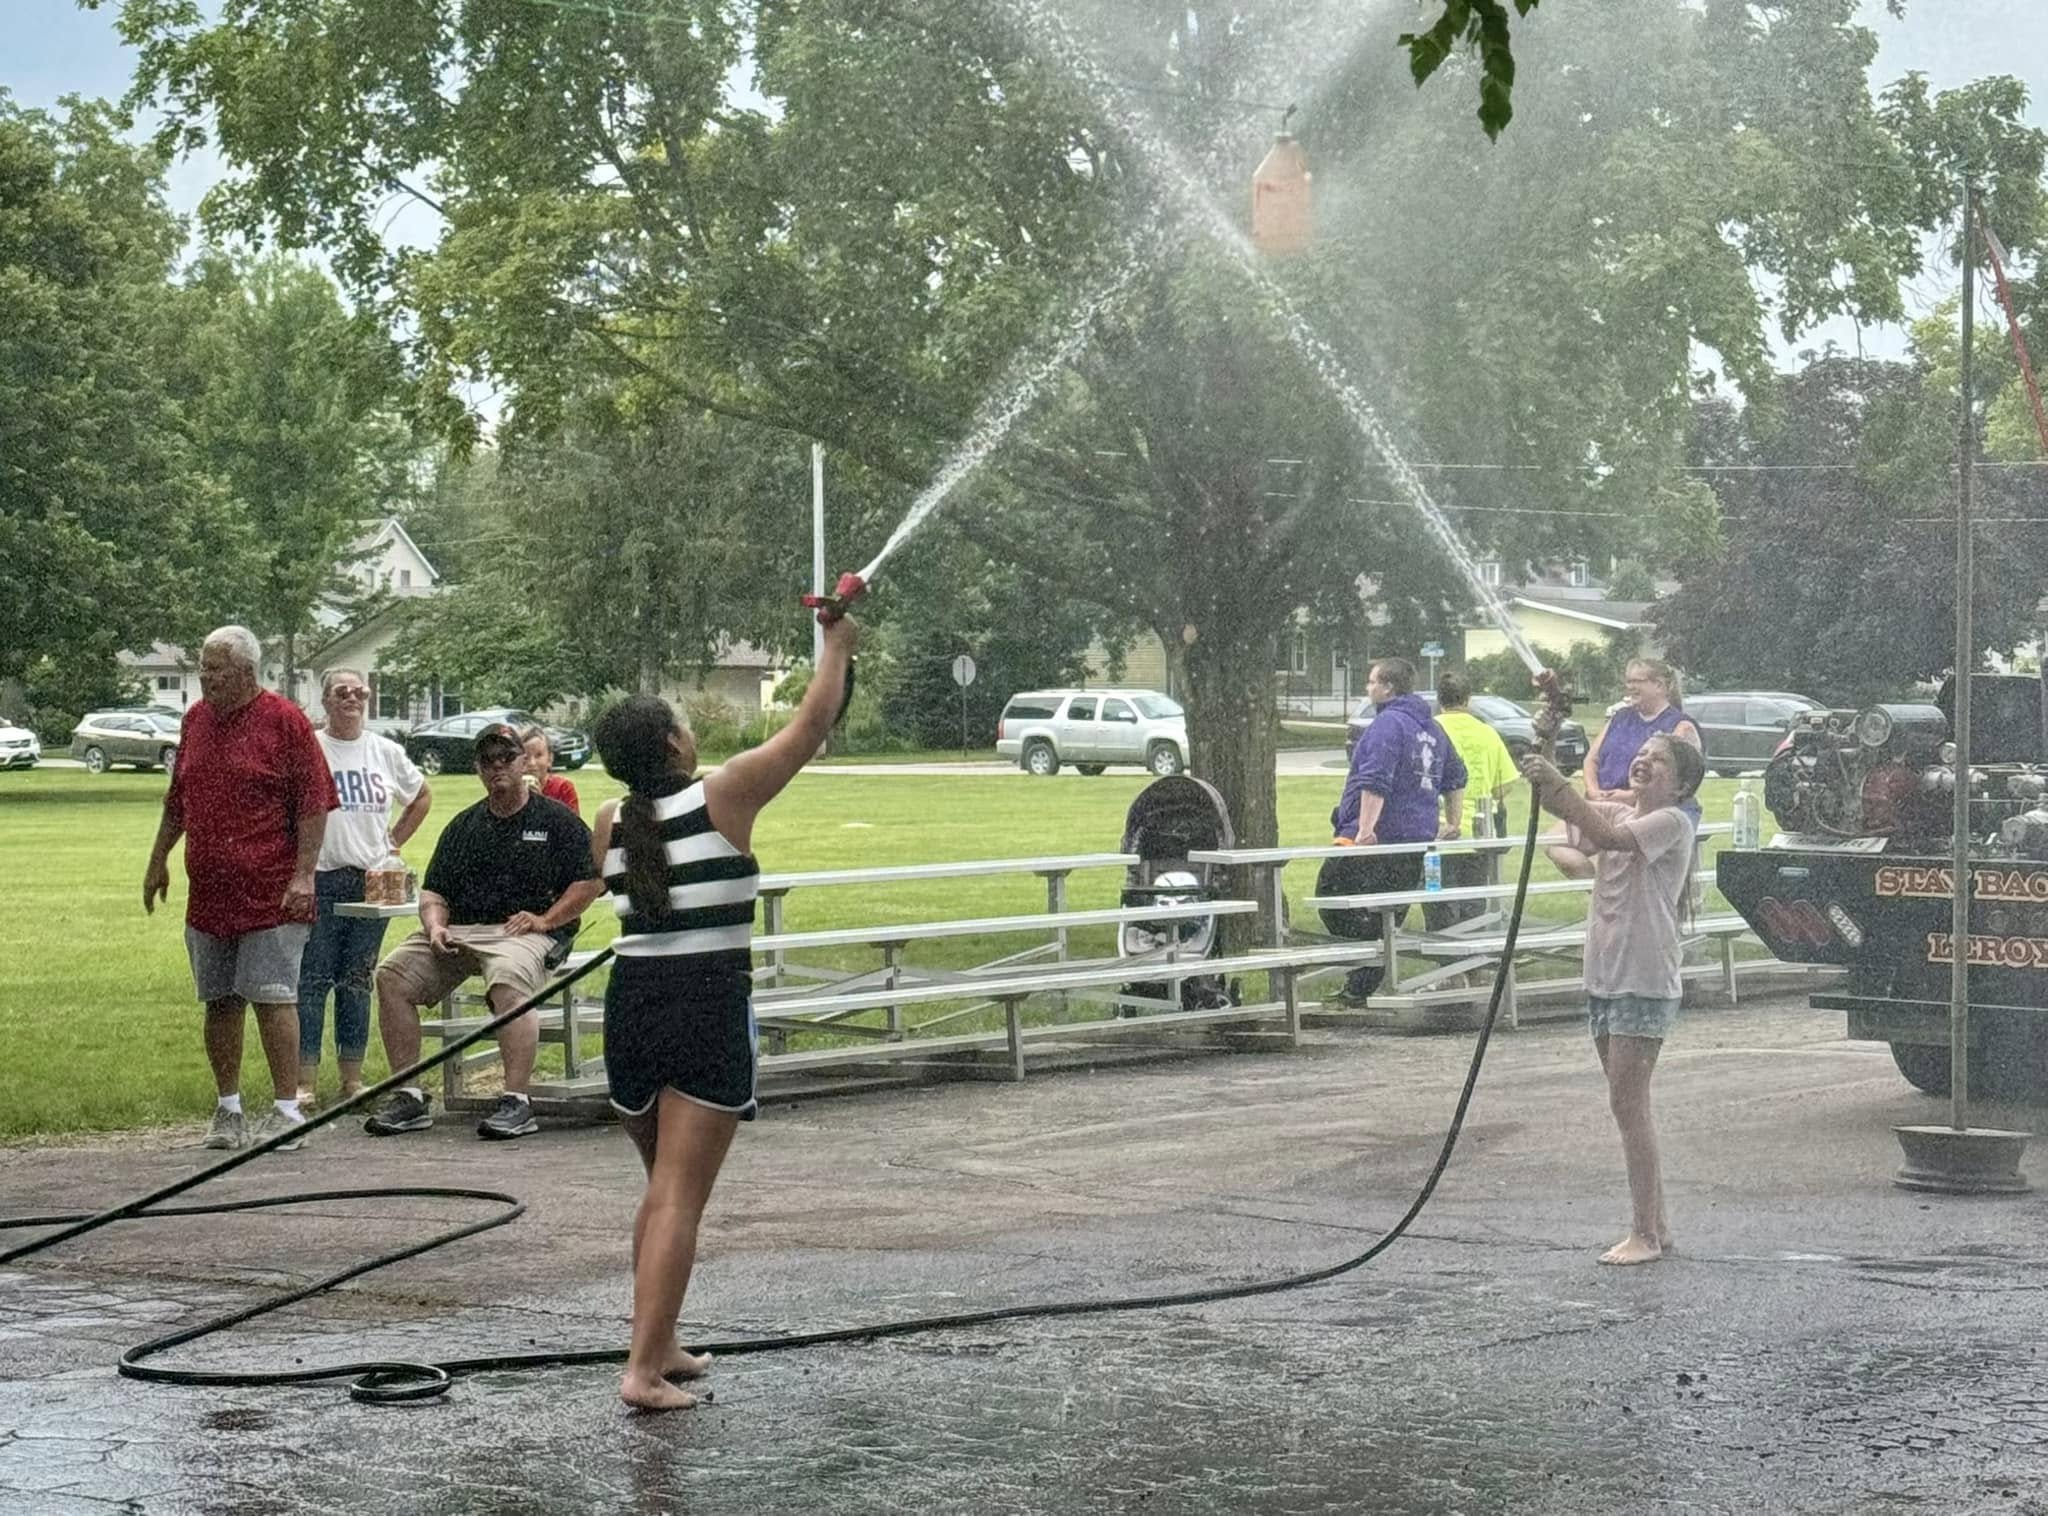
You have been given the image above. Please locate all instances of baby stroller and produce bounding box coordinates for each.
[1117,775,1238,1012]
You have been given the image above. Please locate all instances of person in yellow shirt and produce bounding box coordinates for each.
[1426,671,1519,934]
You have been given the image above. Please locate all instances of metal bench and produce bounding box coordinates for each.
[408,900,1266,1106]
[754,853,1138,985]
[1305,866,1762,1025]
[515,942,1380,1101]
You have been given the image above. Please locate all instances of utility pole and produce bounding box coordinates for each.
[1892,177,2029,1195]
[1949,183,1977,1133]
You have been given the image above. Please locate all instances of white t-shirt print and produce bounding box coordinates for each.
[315,731,427,871]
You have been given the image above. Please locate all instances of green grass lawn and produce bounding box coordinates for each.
[0,763,1744,1139]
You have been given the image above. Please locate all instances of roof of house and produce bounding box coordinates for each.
[1507,591,1652,629]
[348,516,442,587]
[117,642,192,670]
[712,641,783,670]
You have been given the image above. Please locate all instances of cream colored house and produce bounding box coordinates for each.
[1081,633,1177,696]
[1461,587,1653,662]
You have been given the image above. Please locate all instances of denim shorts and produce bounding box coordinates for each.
[187,924,311,1005]
[1586,993,1681,1041]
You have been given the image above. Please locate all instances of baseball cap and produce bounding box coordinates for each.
[474,722,523,760]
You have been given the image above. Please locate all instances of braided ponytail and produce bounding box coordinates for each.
[594,696,689,920]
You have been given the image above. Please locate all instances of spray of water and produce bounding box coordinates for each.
[998,0,1548,676]
[856,258,1144,584]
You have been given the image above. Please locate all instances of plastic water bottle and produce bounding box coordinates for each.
[1423,851,1442,892]
[1732,776,1762,850]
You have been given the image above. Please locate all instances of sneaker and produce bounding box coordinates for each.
[203,1106,246,1151]
[477,1094,538,1141]
[363,1088,434,1136]
[250,1108,307,1152]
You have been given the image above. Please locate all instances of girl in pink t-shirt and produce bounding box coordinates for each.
[1521,733,1705,1267]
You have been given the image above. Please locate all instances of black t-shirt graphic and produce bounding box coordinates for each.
[423,793,598,957]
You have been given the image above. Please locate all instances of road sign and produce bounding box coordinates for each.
[1419,641,1445,659]
[951,654,977,687]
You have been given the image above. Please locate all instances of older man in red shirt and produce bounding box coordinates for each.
[144,625,338,1151]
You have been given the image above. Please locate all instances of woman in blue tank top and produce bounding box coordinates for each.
[1549,658,1701,879]
[589,612,858,1413]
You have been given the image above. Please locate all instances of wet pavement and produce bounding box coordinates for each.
[5,996,2048,1514]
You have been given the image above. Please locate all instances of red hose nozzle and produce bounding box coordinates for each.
[800,571,867,625]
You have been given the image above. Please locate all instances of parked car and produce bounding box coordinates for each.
[69,707,184,775]
[0,723,41,770]
[1683,691,1823,776]
[543,722,591,771]
[1345,692,1589,771]
[995,689,1190,777]
[401,706,591,776]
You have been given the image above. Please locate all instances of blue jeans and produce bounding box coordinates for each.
[297,868,389,1065]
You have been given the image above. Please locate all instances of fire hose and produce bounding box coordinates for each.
[0,596,1571,1405]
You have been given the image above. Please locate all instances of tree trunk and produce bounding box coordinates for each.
[1181,622,1280,947]
[281,630,295,701]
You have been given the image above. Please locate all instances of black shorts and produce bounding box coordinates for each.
[603,953,758,1120]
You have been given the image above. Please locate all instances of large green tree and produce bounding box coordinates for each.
[1657,353,2048,703]
[165,252,405,693]
[382,399,827,707]
[101,0,2041,859]
[0,95,233,683]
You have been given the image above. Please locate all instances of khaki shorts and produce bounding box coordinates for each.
[377,926,557,1007]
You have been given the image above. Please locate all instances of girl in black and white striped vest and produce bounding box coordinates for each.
[591,612,858,1412]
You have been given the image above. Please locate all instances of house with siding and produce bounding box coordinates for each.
[124,517,785,733]
[120,518,443,713]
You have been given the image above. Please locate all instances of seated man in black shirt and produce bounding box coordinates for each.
[365,722,605,1140]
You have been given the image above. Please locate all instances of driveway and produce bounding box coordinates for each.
[5,997,2046,1514]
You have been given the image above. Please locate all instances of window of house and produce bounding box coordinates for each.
[399,569,412,588]
[1476,560,1502,588]
[373,676,406,722]
[1290,628,1309,675]
[439,689,466,718]
[1568,560,1590,588]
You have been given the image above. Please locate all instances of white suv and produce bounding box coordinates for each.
[995,689,1189,777]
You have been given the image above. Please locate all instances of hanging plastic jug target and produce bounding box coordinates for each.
[1252,107,1312,257]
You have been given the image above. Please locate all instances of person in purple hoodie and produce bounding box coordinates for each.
[1318,658,1467,1003]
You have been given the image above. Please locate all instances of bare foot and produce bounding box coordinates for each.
[1598,1233,1664,1266]
[1658,1234,1678,1255]
[620,1371,699,1412]
[663,1348,712,1381]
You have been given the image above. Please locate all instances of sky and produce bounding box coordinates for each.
[7,0,2048,371]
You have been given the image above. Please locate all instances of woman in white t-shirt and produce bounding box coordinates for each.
[299,670,432,1107]
[1520,733,1704,1267]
